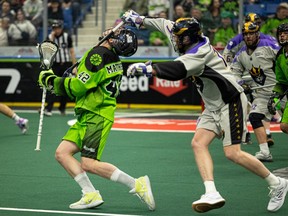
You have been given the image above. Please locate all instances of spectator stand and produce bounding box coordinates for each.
[73,0,94,46]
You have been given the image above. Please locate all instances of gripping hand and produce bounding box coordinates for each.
[267,93,281,115]
[241,83,252,94]
[127,61,153,78]
[121,10,144,29]
[38,69,57,91]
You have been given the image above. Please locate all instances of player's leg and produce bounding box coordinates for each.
[191,109,224,213]
[61,112,155,210]
[222,94,288,212]
[0,103,29,134]
[249,97,273,161]
[55,118,101,210]
[263,120,274,147]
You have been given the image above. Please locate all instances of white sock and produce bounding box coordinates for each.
[74,172,96,193]
[12,113,20,121]
[204,181,217,194]
[259,143,270,154]
[110,168,135,190]
[266,129,270,136]
[265,173,280,186]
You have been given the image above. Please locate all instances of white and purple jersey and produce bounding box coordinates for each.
[143,18,243,111]
[230,38,279,97]
[223,33,277,65]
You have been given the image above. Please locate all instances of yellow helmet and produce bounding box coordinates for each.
[242,21,259,34]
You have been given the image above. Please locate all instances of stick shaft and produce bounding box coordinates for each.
[96,21,125,46]
[250,84,275,90]
[35,87,46,151]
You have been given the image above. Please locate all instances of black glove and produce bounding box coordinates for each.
[267,96,276,115]
[267,93,282,115]
[241,84,252,94]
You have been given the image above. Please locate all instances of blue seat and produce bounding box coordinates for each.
[244,4,266,17]
[265,3,279,16]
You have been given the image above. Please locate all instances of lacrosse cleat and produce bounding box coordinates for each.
[16,118,29,134]
[267,178,288,212]
[69,190,104,209]
[255,151,273,162]
[130,175,155,211]
[192,192,225,213]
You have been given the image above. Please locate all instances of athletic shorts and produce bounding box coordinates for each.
[197,93,248,146]
[250,97,273,121]
[63,112,113,160]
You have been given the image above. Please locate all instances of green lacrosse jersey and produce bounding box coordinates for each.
[53,46,123,122]
[274,47,288,94]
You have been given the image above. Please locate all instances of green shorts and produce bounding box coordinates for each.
[281,102,288,124]
[63,112,113,160]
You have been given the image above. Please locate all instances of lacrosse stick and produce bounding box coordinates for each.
[250,84,275,90]
[63,21,126,77]
[35,40,59,151]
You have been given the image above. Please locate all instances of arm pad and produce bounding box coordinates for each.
[154,61,187,81]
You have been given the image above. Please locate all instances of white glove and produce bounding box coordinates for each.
[127,61,153,77]
[121,10,144,29]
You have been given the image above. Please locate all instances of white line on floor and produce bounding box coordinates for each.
[0,207,142,216]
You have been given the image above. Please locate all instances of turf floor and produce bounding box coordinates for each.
[0,111,288,216]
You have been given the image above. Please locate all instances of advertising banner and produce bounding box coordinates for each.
[0,59,201,106]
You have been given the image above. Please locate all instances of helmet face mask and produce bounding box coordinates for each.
[171,17,203,54]
[276,23,288,46]
[110,29,138,57]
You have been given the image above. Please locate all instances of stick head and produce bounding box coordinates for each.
[37,40,59,70]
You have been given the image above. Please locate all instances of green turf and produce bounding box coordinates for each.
[0,112,288,215]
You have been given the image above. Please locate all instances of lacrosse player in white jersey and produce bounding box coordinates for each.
[223,13,279,146]
[122,11,288,213]
[230,21,280,162]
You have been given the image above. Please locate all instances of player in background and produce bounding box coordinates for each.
[0,103,28,134]
[122,10,288,213]
[223,13,279,146]
[38,27,155,211]
[267,23,288,134]
[230,22,279,162]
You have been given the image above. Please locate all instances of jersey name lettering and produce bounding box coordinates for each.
[106,63,123,74]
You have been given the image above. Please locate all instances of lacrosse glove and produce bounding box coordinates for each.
[241,83,252,94]
[38,69,57,91]
[121,10,145,29]
[127,61,153,78]
[267,93,281,115]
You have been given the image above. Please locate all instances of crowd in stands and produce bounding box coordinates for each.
[0,0,89,46]
[121,0,288,49]
[0,0,287,47]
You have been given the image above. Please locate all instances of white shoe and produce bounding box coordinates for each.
[69,190,104,209]
[44,110,52,116]
[16,118,29,134]
[129,175,155,211]
[192,192,225,213]
[267,178,288,212]
[255,151,273,162]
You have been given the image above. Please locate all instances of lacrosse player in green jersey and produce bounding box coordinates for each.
[268,23,288,134]
[38,27,155,211]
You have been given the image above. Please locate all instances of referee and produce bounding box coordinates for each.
[45,19,77,116]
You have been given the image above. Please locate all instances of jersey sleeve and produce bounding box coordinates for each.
[143,18,174,47]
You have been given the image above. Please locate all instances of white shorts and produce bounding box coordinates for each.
[197,93,248,146]
[250,97,273,121]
